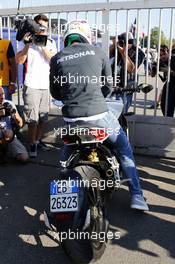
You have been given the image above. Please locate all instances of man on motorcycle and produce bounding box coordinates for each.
[50,20,149,211]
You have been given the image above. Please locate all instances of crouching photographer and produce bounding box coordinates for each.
[0,87,29,164]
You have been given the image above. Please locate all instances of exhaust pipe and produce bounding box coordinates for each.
[106,169,114,177]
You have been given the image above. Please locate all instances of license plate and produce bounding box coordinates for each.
[50,180,78,212]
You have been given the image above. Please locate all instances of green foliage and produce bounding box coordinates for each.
[140,27,173,48]
[150,27,167,47]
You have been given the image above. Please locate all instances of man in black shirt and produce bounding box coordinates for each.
[150,44,175,116]
[160,44,175,116]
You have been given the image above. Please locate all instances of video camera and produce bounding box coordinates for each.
[15,18,47,46]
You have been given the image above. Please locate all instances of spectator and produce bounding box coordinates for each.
[149,46,169,109]
[16,14,57,158]
[0,38,17,100]
[149,44,175,116]
[0,86,28,164]
[160,43,175,116]
[110,32,145,113]
[143,49,152,75]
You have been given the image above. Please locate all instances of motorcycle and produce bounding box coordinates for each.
[44,84,153,263]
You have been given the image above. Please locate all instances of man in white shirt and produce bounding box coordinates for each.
[16,14,57,158]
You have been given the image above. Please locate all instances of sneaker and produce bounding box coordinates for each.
[29,144,37,158]
[130,194,149,211]
[37,140,50,151]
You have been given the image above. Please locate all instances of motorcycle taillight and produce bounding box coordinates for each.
[89,129,109,142]
[54,212,73,221]
[62,128,109,144]
[62,137,71,144]
[62,135,79,144]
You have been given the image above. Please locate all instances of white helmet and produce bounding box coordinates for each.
[64,20,92,47]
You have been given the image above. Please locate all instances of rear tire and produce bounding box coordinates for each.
[61,165,108,264]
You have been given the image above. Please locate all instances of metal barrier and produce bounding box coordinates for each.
[1,0,175,156]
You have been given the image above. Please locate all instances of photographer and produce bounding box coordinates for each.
[16,14,57,158]
[0,86,28,164]
[110,32,145,113]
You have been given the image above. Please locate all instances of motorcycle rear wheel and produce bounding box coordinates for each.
[61,165,108,264]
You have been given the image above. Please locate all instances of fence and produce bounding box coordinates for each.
[0,0,175,157]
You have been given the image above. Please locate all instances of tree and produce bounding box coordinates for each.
[140,27,169,48]
[150,27,168,47]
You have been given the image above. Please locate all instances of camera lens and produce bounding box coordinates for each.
[118,40,124,47]
[33,35,47,46]
[128,39,134,44]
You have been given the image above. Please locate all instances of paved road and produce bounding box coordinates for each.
[0,145,175,264]
[1,82,175,264]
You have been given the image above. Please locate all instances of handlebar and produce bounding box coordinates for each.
[112,87,141,94]
[51,83,153,110]
[112,83,153,95]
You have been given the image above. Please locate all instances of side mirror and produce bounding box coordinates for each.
[138,83,153,94]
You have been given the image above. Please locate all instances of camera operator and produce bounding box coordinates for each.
[0,86,28,164]
[110,32,145,113]
[150,44,175,116]
[16,14,57,158]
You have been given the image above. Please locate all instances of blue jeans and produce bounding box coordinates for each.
[122,93,133,113]
[90,111,142,196]
[3,86,12,101]
[121,80,136,113]
[61,108,142,196]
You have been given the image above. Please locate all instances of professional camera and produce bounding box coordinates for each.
[15,18,47,46]
[0,102,21,135]
[117,33,134,48]
[0,102,15,140]
[0,102,16,117]
[118,38,125,48]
